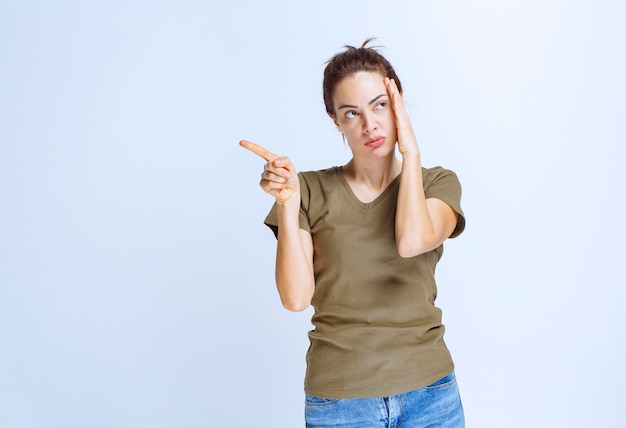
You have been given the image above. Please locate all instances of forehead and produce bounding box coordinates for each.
[332,71,386,104]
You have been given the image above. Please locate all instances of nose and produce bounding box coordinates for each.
[362,112,378,134]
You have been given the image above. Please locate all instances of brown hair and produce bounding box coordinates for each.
[322,38,402,117]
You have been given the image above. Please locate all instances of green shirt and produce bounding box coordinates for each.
[265,165,465,399]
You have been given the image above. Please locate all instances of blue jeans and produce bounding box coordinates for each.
[304,371,464,427]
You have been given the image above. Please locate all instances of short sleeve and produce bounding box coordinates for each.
[263,173,312,239]
[423,167,466,239]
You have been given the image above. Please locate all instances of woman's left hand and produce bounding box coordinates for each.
[384,77,420,159]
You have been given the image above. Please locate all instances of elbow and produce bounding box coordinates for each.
[277,282,313,312]
[397,244,421,258]
[282,300,310,312]
[275,272,315,312]
[396,237,432,258]
[280,293,311,312]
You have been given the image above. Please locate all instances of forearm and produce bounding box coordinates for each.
[274,204,315,312]
[385,76,455,257]
[395,153,437,257]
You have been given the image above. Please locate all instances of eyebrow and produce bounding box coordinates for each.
[337,93,387,110]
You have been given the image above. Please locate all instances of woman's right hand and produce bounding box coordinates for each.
[240,140,300,206]
[240,140,313,312]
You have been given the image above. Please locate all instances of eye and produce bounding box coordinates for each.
[375,101,386,110]
[345,110,358,119]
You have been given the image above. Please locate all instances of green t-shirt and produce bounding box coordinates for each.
[264,165,465,399]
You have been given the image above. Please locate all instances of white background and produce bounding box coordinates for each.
[1,1,624,427]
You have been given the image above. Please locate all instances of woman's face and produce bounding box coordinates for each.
[332,71,397,158]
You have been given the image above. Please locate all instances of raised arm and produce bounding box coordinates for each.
[240,140,315,311]
[383,80,458,258]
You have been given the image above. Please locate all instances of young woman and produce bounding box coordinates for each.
[241,39,466,427]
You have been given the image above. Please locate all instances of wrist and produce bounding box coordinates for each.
[400,149,421,163]
[277,195,301,212]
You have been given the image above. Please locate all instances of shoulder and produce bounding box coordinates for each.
[299,167,341,189]
[422,165,460,181]
[299,166,341,180]
[297,167,341,208]
[422,165,462,191]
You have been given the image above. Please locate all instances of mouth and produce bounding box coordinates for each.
[365,136,386,148]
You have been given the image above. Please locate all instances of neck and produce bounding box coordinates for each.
[343,155,402,190]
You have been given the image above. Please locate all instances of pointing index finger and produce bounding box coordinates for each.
[239,140,278,162]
